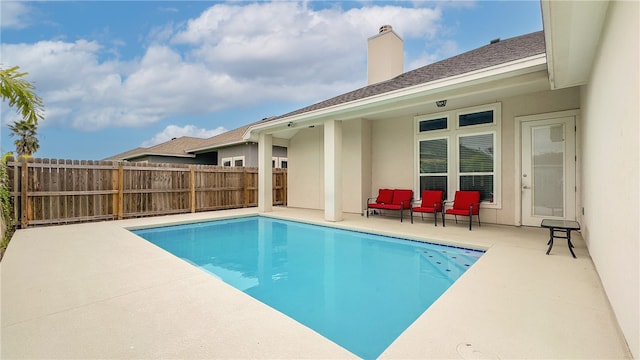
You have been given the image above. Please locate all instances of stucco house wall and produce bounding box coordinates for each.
[371,115,415,195]
[217,144,287,168]
[288,127,324,210]
[360,119,373,214]
[287,120,371,214]
[218,144,256,166]
[579,1,639,356]
[287,87,580,225]
[342,119,371,214]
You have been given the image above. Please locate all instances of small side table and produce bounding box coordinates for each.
[541,219,581,258]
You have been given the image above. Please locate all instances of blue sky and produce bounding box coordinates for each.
[1,1,542,160]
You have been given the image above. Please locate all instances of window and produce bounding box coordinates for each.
[419,138,449,198]
[272,157,288,168]
[459,133,494,202]
[418,117,447,132]
[222,156,245,167]
[458,110,493,127]
[415,104,500,205]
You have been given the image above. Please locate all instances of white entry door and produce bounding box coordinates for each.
[521,116,576,226]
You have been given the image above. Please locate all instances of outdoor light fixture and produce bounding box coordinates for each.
[287,122,295,128]
[436,100,447,107]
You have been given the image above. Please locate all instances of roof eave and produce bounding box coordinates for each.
[541,0,609,90]
[123,152,197,161]
[243,54,547,140]
[186,139,252,154]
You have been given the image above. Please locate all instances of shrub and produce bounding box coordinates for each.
[0,156,14,254]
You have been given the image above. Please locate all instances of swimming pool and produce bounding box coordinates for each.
[133,216,483,359]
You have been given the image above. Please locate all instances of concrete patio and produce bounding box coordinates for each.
[0,207,632,359]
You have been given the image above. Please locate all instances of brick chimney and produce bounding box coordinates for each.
[367,25,403,85]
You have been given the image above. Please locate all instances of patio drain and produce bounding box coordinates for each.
[456,343,500,359]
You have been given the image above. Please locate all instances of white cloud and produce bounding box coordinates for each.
[1,2,446,132]
[141,124,227,147]
[1,2,32,29]
[408,39,460,70]
[173,2,442,85]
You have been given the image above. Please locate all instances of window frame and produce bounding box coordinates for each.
[417,135,450,199]
[272,156,289,169]
[222,156,245,167]
[279,157,288,169]
[457,130,497,203]
[456,104,497,130]
[415,112,450,134]
[414,103,501,207]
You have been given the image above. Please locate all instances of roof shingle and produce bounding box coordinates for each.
[270,31,545,121]
[106,136,210,160]
[187,117,275,152]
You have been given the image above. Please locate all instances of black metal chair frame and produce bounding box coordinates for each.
[443,202,481,231]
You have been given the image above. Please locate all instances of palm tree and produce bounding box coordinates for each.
[9,120,39,157]
[0,66,44,125]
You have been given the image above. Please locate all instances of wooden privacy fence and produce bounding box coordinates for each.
[6,157,287,228]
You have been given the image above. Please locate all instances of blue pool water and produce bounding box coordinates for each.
[133,216,483,359]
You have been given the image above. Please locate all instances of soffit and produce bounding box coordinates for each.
[541,0,609,89]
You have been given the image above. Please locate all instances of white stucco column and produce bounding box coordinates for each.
[324,119,343,221]
[258,133,273,212]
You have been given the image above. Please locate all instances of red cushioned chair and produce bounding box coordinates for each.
[411,190,444,225]
[367,189,413,222]
[444,191,481,230]
[377,189,394,204]
[390,189,413,223]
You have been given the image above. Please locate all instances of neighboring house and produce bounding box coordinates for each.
[186,121,288,168]
[239,2,638,356]
[107,121,288,168]
[106,136,215,164]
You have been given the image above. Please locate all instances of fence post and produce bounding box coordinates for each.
[111,162,118,219]
[11,158,19,223]
[243,168,249,208]
[283,171,287,206]
[20,158,28,228]
[117,164,124,220]
[189,166,196,213]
